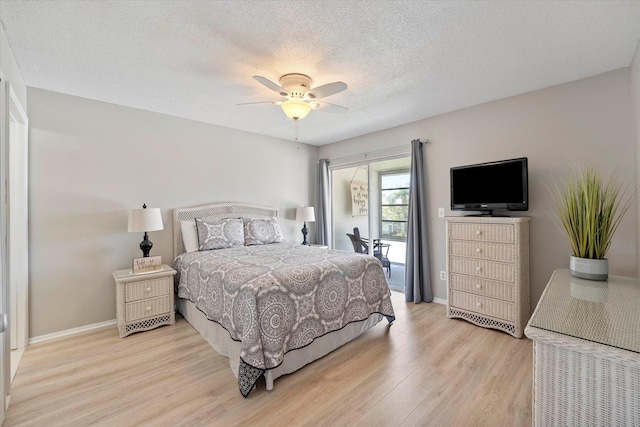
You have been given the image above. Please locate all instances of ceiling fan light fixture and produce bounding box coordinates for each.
[281,99,311,121]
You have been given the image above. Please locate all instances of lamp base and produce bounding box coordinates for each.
[140,232,153,257]
[301,222,309,246]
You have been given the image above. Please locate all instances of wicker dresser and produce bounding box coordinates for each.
[525,269,640,426]
[446,216,530,338]
[113,264,177,338]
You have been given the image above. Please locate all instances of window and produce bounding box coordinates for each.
[380,170,410,241]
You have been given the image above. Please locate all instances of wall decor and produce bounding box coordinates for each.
[133,255,162,275]
[351,182,368,216]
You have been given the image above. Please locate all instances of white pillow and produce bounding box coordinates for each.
[180,220,199,253]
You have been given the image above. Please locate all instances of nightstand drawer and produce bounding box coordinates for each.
[449,256,515,283]
[449,273,515,302]
[125,277,171,302]
[125,295,171,322]
[448,223,515,243]
[450,291,515,322]
[449,240,515,263]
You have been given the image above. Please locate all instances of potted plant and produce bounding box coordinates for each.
[555,165,633,281]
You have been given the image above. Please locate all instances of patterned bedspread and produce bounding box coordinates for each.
[173,243,395,397]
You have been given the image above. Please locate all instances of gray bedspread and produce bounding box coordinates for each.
[173,243,395,396]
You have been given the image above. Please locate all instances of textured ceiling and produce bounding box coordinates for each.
[1,1,640,145]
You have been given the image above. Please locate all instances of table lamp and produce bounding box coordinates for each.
[128,204,163,257]
[295,206,315,245]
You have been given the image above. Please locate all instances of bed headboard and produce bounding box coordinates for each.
[173,202,278,259]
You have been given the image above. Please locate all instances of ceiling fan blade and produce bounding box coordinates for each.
[307,81,347,99]
[313,101,349,114]
[237,100,285,106]
[253,75,288,96]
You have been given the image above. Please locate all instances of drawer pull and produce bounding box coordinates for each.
[476,266,482,272]
[476,284,482,289]
[476,302,482,307]
[146,306,151,311]
[476,248,482,253]
[146,287,152,292]
[476,230,482,236]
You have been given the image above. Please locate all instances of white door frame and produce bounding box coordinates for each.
[7,83,28,351]
[0,78,11,420]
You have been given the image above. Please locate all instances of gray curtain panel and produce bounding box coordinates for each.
[317,159,331,247]
[405,139,433,303]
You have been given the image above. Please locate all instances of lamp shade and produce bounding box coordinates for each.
[296,206,315,222]
[128,207,164,233]
[281,100,311,121]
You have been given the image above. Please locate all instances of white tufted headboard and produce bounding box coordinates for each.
[172,202,278,259]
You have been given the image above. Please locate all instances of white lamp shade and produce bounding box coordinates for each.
[128,207,164,232]
[281,100,311,121]
[296,206,315,222]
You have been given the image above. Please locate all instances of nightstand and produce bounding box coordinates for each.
[113,264,177,338]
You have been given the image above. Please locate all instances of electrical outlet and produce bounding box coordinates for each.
[438,207,445,218]
[440,271,446,280]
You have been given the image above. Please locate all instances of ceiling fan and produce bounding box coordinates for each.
[240,73,348,121]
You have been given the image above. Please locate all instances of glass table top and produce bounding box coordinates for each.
[529,269,640,353]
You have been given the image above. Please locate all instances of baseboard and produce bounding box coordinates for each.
[433,297,447,305]
[29,319,117,344]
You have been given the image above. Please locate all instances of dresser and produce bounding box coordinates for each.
[446,216,530,338]
[113,264,177,338]
[525,269,640,426]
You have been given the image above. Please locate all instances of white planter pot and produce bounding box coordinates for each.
[570,256,608,281]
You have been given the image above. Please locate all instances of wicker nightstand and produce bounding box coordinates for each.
[113,264,177,338]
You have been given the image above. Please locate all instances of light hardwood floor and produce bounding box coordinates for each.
[5,291,532,426]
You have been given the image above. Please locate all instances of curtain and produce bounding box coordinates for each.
[317,159,331,247]
[405,139,433,303]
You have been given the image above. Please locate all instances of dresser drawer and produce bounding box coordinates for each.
[450,290,515,322]
[449,256,515,283]
[449,240,515,263]
[449,273,515,302]
[125,295,171,322]
[448,223,514,243]
[125,277,171,302]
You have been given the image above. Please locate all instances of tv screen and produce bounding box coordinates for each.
[450,157,528,215]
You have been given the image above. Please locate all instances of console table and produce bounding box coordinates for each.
[525,269,640,426]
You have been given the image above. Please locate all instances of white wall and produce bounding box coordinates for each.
[0,22,26,109]
[320,69,636,307]
[28,88,318,337]
[331,166,368,252]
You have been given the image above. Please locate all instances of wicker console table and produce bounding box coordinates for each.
[525,269,640,426]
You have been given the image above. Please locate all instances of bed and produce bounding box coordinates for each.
[172,202,395,397]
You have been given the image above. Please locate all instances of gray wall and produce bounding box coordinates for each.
[320,68,637,308]
[28,88,318,337]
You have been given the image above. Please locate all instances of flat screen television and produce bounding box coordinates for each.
[450,157,528,216]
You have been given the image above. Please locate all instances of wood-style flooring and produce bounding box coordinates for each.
[5,291,532,426]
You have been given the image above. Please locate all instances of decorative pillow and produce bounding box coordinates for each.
[244,218,284,246]
[180,220,199,253]
[195,218,244,250]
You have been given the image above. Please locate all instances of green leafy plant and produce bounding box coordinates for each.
[555,165,633,259]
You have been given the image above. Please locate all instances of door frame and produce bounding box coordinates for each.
[7,83,28,351]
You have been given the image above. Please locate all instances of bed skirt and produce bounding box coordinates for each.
[177,297,384,391]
